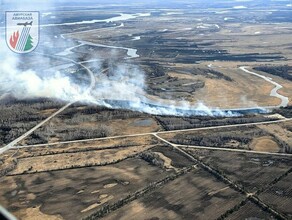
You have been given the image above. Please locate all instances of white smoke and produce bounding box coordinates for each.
[0,46,81,101]
[91,64,145,102]
[0,45,238,116]
[0,0,241,117]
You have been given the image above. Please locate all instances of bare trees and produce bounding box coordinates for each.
[0,98,64,145]
[254,65,292,81]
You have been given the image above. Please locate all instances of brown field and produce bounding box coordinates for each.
[104,169,244,220]
[259,173,292,219]
[8,135,161,175]
[9,144,155,175]
[184,149,292,193]
[250,136,280,152]
[0,158,175,220]
[194,67,280,108]
[16,135,157,157]
[257,121,292,152]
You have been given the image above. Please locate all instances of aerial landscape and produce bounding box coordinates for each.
[0,0,291,219]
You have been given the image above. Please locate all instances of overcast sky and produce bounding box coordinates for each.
[0,0,290,11]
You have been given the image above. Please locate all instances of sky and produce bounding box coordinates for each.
[1,0,290,11]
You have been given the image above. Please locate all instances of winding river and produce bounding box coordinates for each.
[54,13,289,114]
[79,40,139,59]
[42,13,151,27]
[56,12,144,59]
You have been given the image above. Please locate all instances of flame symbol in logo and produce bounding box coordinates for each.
[9,31,19,49]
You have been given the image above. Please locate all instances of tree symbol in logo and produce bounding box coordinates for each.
[24,35,34,51]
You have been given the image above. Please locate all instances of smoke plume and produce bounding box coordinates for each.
[0,0,240,117]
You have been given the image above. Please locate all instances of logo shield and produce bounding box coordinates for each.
[6,11,39,53]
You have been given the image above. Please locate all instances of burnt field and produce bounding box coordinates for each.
[129,35,284,63]
[183,149,292,193]
[0,95,285,149]
[274,106,292,118]
[258,173,292,219]
[225,200,276,220]
[155,114,276,131]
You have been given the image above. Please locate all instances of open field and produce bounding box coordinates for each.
[104,169,244,220]
[9,145,154,175]
[9,135,159,175]
[0,138,195,220]
[0,158,176,220]
[0,118,291,219]
[184,148,292,193]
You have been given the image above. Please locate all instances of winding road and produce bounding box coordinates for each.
[239,66,289,107]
